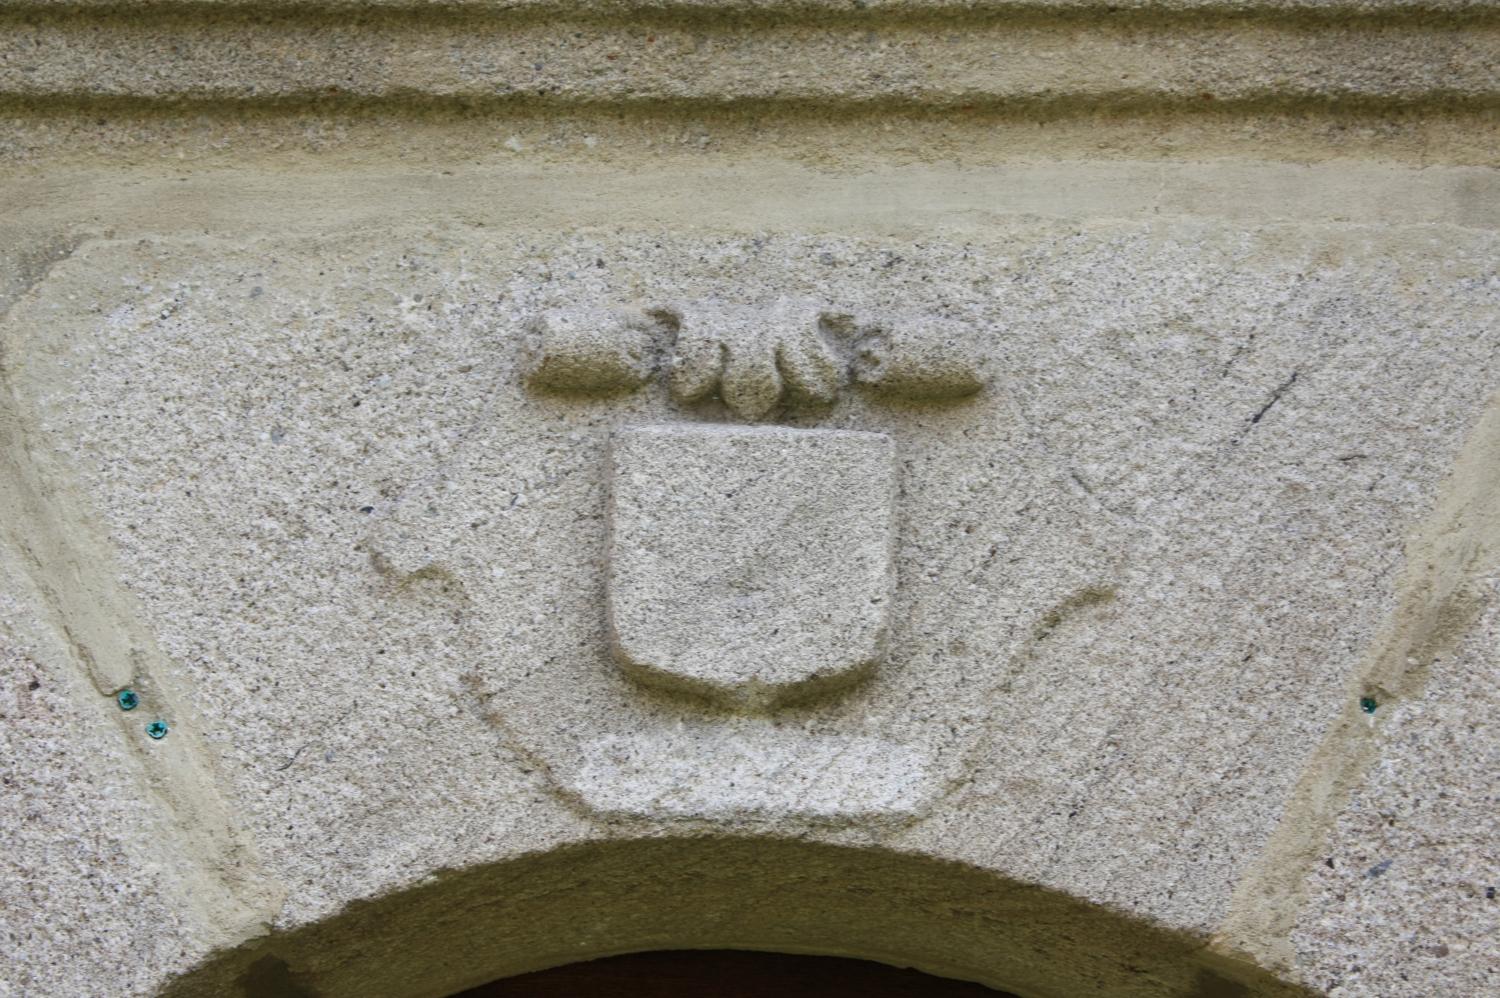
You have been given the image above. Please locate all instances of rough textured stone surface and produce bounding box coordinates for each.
[2,2,1498,996]
[3,10,1495,107]
[524,306,665,396]
[608,424,896,709]
[665,300,847,419]
[849,310,987,402]
[1291,601,1500,996]
[0,558,215,998]
[0,189,1494,993]
[574,728,933,819]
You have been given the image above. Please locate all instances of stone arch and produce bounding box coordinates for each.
[162,836,1308,998]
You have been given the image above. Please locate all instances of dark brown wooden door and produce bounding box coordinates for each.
[452,950,1019,997]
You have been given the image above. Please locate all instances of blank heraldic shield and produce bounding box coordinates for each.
[607,424,898,710]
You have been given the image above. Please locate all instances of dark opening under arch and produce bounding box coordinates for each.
[451,949,1019,997]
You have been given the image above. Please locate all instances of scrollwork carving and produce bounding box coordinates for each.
[522,298,987,414]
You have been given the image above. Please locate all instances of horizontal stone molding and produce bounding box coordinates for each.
[3,0,1499,15]
[0,6,1495,110]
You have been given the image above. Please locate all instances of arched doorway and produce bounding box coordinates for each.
[453,950,1018,997]
[168,837,1305,998]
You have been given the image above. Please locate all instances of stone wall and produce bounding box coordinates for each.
[1,2,1496,996]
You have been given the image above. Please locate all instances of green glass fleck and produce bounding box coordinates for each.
[116,689,139,711]
[145,720,169,740]
[1359,697,1378,715]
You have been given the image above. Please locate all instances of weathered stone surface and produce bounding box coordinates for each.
[1281,406,1500,997]
[0,557,218,998]
[2,0,1498,992]
[847,310,987,402]
[665,300,847,419]
[574,727,934,820]
[524,306,666,396]
[0,186,1494,994]
[1291,601,1500,996]
[608,423,896,709]
[2,8,1494,108]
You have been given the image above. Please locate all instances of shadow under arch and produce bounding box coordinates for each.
[163,836,1312,998]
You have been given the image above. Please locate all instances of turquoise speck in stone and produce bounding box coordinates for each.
[1359,697,1378,715]
[145,720,169,740]
[116,689,139,711]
